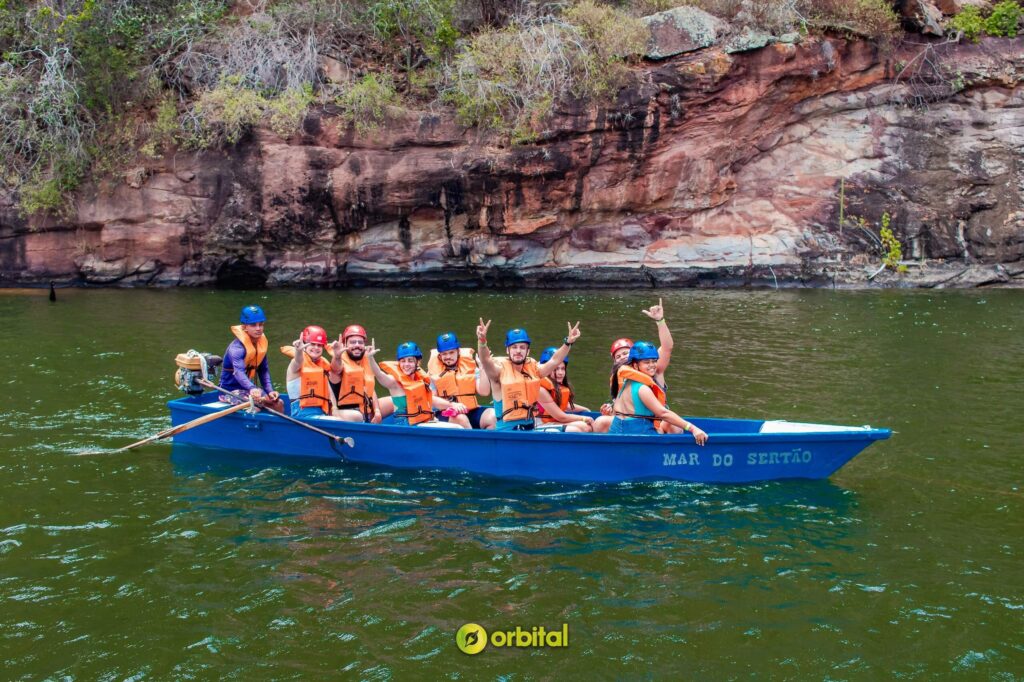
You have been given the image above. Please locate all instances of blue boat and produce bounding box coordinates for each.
[167,394,890,484]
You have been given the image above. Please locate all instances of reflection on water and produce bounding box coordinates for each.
[0,289,1021,678]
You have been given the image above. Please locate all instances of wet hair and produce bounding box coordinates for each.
[551,367,576,410]
[608,359,630,399]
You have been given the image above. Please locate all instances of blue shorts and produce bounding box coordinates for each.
[496,419,534,432]
[609,417,658,435]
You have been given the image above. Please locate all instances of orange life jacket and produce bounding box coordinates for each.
[298,353,333,414]
[331,349,376,419]
[427,348,480,410]
[615,365,667,431]
[230,325,268,380]
[279,345,335,415]
[538,377,574,424]
[497,357,541,423]
[380,361,434,426]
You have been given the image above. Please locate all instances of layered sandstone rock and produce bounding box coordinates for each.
[1,35,1022,289]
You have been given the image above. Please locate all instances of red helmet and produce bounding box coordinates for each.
[610,338,634,357]
[302,325,328,345]
[343,324,366,341]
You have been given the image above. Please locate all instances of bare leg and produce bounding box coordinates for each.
[565,421,592,433]
[479,408,496,430]
[593,415,613,433]
[449,414,471,429]
[378,397,395,418]
[333,408,365,423]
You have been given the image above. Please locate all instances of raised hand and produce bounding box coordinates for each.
[293,339,306,355]
[366,338,380,357]
[641,298,665,322]
[331,335,344,357]
[566,321,581,344]
[476,318,491,343]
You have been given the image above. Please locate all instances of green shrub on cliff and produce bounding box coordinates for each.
[950,5,984,40]
[185,77,315,147]
[984,0,1022,37]
[950,1,1021,41]
[336,72,400,133]
[442,1,645,138]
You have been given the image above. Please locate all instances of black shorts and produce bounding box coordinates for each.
[438,406,488,429]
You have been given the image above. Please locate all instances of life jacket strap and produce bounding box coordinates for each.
[500,401,535,420]
[337,387,374,419]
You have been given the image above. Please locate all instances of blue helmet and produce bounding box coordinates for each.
[436,332,460,352]
[505,328,531,347]
[240,305,266,324]
[396,341,423,360]
[628,341,659,362]
[539,346,567,365]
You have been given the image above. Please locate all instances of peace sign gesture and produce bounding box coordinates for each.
[566,321,581,345]
[476,318,491,343]
[641,298,665,322]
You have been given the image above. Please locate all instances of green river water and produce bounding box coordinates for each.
[0,288,1021,679]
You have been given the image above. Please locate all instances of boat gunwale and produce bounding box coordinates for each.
[167,396,892,445]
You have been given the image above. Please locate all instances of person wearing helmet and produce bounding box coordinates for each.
[609,340,708,443]
[427,332,495,430]
[368,341,468,428]
[535,346,593,432]
[218,305,283,413]
[327,324,381,423]
[476,319,582,431]
[284,325,340,418]
[595,298,676,432]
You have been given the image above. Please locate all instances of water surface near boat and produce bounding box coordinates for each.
[0,289,1021,677]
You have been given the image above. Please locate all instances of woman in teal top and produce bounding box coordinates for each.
[609,341,708,444]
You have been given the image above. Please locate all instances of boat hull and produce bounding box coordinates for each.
[167,396,890,484]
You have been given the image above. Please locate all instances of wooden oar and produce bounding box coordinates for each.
[198,380,355,453]
[80,400,252,455]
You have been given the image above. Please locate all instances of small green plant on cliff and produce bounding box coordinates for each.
[336,72,400,134]
[950,5,984,41]
[267,84,315,137]
[184,77,315,147]
[984,0,1022,37]
[950,1,1022,41]
[879,213,907,272]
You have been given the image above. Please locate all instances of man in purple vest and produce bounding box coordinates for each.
[218,305,284,413]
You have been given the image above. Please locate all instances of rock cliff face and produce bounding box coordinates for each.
[2,35,1023,289]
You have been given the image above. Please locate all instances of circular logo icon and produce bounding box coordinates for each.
[456,623,488,655]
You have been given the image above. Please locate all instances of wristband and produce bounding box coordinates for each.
[684,423,693,433]
[563,336,574,346]
[657,319,667,325]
